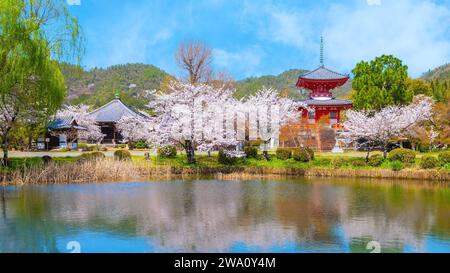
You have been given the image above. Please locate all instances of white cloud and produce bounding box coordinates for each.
[66,0,81,6]
[213,48,263,77]
[256,8,315,51]
[323,0,450,77]
[366,0,382,6]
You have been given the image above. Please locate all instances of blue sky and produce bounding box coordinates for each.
[66,0,450,80]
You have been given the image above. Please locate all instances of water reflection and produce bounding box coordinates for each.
[0,178,449,253]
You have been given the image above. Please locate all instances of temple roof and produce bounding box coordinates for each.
[300,98,353,106]
[48,116,85,130]
[300,66,349,80]
[89,98,149,123]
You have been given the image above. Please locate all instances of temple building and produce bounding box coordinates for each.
[297,37,352,126]
[280,37,353,151]
[89,95,151,144]
[44,95,151,150]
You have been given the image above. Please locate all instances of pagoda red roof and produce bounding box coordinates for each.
[299,66,349,80]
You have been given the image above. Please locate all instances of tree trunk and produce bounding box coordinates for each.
[262,140,270,161]
[2,137,9,167]
[184,140,196,164]
[366,149,370,162]
[28,132,33,151]
[383,143,388,159]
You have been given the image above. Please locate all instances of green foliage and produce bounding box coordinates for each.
[218,150,237,165]
[351,159,367,167]
[312,157,331,166]
[134,141,149,149]
[420,156,440,169]
[390,160,404,171]
[114,150,131,161]
[81,151,105,160]
[292,147,314,162]
[157,145,177,158]
[438,151,450,165]
[276,148,292,160]
[405,78,432,97]
[352,55,411,111]
[368,154,384,167]
[244,146,258,158]
[115,144,127,149]
[429,79,450,103]
[0,0,82,164]
[388,148,416,164]
[332,157,348,168]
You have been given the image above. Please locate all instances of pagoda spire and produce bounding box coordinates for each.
[320,35,324,66]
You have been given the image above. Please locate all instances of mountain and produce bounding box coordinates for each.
[420,63,450,81]
[235,69,353,100]
[60,64,354,110]
[59,63,170,109]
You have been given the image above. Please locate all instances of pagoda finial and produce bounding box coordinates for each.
[114,91,120,99]
[320,35,324,66]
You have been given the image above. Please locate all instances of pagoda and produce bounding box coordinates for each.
[296,36,352,126]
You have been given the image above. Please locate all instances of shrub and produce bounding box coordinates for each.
[292,147,313,162]
[438,151,450,165]
[244,146,258,158]
[368,154,384,167]
[114,149,131,161]
[247,139,263,147]
[390,160,404,171]
[116,144,127,149]
[60,147,71,152]
[388,148,416,164]
[218,150,237,165]
[351,159,367,167]
[157,145,177,158]
[81,151,105,160]
[134,141,148,149]
[77,143,88,151]
[420,156,440,169]
[331,157,348,168]
[42,156,52,165]
[304,147,315,160]
[276,148,292,160]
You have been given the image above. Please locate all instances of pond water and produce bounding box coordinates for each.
[0,178,449,253]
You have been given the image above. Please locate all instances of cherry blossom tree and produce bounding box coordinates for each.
[116,115,153,149]
[342,95,433,159]
[53,105,104,146]
[147,82,236,164]
[242,87,309,160]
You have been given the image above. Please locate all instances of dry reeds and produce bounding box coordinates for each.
[1,158,449,185]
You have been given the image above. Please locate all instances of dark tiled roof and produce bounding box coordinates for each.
[300,66,349,80]
[48,116,85,130]
[300,98,353,106]
[89,99,149,123]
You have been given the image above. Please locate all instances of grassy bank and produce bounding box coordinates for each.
[1,152,449,185]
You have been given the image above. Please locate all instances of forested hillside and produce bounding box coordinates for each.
[421,64,450,81]
[235,69,353,100]
[59,63,170,109]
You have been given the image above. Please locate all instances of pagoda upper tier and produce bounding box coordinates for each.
[296,66,349,98]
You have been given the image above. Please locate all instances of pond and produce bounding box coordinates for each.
[0,178,449,253]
